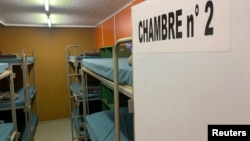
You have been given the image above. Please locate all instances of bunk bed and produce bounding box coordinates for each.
[80,37,133,141]
[0,51,38,141]
[66,45,101,140]
[0,63,18,141]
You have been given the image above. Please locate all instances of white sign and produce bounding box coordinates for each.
[132,0,231,53]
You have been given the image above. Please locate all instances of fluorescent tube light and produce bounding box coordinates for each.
[47,15,51,27]
[44,0,49,11]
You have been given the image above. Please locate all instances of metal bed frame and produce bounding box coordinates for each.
[66,45,85,141]
[0,50,38,141]
[113,37,133,141]
[0,65,18,141]
[20,52,37,141]
[66,45,101,141]
[80,37,133,141]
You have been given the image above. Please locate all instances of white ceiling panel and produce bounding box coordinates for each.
[0,0,132,27]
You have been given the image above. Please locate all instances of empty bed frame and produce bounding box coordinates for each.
[81,37,133,141]
[0,63,18,141]
[66,45,101,140]
[0,51,38,141]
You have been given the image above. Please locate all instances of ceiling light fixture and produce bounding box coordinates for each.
[44,0,51,27]
[47,15,51,27]
[44,0,49,11]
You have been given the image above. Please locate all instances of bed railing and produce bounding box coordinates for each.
[113,37,133,141]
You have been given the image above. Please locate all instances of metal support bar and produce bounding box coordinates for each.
[21,50,34,141]
[81,70,88,141]
[9,65,18,141]
[113,37,132,141]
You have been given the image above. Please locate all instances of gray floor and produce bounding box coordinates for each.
[34,118,72,141]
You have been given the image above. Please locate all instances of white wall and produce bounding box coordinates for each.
[133,0,250,140]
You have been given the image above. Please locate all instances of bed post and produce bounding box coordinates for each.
[9,64,18,141]
[113,37,132,141]
[21,50,32,141]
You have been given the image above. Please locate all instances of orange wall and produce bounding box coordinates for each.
[115,6,132,40]
[95,0,145,50]
[103,17,115,46]
[95,24,103,50]
[0,27,95,121]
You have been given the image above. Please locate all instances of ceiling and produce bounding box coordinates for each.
[0,0,132,28]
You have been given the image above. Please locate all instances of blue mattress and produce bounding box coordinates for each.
[0,63,8,74]
[82,58,132,85]
[0,85,36,109]
[69,55,100,62]
[69,56,85,62]
[21,114,38,141]
[0,123,14,141]
[0,57,35,64]
[85,107,134,141]
[72,108,85,136]
[70,82,101,100]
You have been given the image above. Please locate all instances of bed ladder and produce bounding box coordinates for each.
[66,45,86,141]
